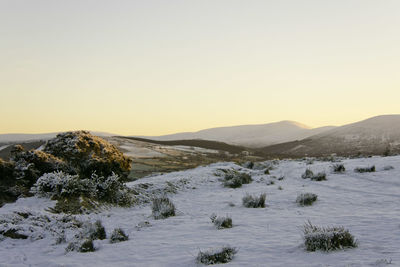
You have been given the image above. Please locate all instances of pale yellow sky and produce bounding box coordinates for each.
[1,0,399,135]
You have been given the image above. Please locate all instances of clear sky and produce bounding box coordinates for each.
[1,0,399,135]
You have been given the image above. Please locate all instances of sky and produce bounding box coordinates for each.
[1,0,399,136]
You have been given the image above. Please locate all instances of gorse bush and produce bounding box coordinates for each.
[110,228,129,243]
[210,214,232,229]
[354,166,375,173]
[296,193,318,206]
[332,164,345,173]
[0,131,132,208]
[303,221,357,251]
[152,197,176,219]
[242,193,266,208]
[44,131,132,180]
[223,170,252,188]
[196,246,237,265]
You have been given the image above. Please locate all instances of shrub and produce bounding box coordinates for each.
[89,220,106,240]
[303,221,357,251]
[196,246,237,265]
[311,172,327,181]
[296,193,318,206]
[44,131,132,180]
[66,238,96,253]
[301,169,314,179]
[79,239,95,253]
[110,228,129,243]
[332,164,345,173]
[302,169,326,181]
[354,166,375,173]
[152,197,176,219]
[223,170,252,188]
[242,193,266,208]
[210,214,232,229]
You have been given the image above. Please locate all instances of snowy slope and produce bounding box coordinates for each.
[1,156,399,266]
[140,121,335,148]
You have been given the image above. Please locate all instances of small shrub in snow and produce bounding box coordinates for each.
[210,214,232,229]
[223,170,252,188]
[354,166,375,173]
[311,172,327,181]
[301,169,314,179]
[296,193,318,206]
[110,228,129,243]
[79,239,95,253]
[332,164,345,173]
[152,197,176,219]
[88,220,106,240]
[302,169,326,181]
[66,239,96,253]
[303,221,357,252]
[278,186,283,190]
[242,193,266,208]
[196,246,237,265]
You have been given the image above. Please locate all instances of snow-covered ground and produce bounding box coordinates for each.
[1,156,400,266]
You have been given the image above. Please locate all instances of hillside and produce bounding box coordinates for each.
[1,155,399,265]
[259,115,400,157]
[141,121,336,148]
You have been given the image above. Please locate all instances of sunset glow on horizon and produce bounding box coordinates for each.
[1,0,399,136]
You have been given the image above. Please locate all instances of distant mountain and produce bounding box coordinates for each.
[140,121,336,148]
[0,131,116,144]
[258,115,400,157]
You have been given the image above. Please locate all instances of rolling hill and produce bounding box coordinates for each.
[139,121,336,148]
[258,115,400,157]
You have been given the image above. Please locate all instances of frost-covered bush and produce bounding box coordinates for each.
[66,239,96,253]
[12,149,69,186]
[223,170,252,188]
[31,171,134,211]
[296,193,318,206]
[354,166,375,173]
[152,197,176,219]
[210,214,232,229]
[303,221,357,251]
[110,228,129,243]
[44,131,132,180]
[302,169,326,181]
[30,171,91,198]
[196,246,237,265]
[311,172,326,181]
[332,164,345,173]
[85,220,106,240]
[301,169,314,179]
[242,193,266,208]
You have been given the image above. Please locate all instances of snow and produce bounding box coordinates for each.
[1,156,400,266]
[0,145,9,151]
